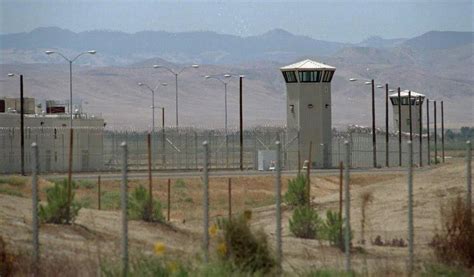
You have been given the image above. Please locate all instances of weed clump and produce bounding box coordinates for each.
[129,185,164,222]
[0,236,14,276]
[289,206,323,239]
[430,197,474,268]
[284,174,309,207]
[216,213,275,274]
[39,179,81,224]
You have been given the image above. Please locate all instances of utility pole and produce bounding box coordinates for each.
[239,76,244,171]
[371,79,377,168]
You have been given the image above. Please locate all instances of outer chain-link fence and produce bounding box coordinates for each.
[0,126,432,174]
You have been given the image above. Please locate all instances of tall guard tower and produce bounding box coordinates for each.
[280,59,336,168]
[389,90,425,134]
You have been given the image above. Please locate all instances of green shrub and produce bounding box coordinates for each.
[0,176,27,187]
[0,187,23,197]
[39,179,81,224]
[101,254,188,277]
[129,185,164,222]
[321,210,352,251]
[216,214,275,274]
[289,206,323,239]
[101,191,121,210]
[420,263,470,277]
[76,179,95,189]
[175,179,186,189]
[284,174,309,207]
[305,268,355,277]
[430,197,474,267]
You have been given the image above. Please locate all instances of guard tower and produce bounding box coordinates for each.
[389,90,425,133]
[280,59,335,168]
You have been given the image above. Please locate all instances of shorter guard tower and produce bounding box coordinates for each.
[280,59,336,168]
[389,90,425,134]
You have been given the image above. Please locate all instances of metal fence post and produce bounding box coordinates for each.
[31,142,39,274]
[343,141,351,273]
[407,140,414,275]
[167,178,171,221]
[275,141,282,271]
[120,142,128,277]
[228,178,232,220]
[98,175,101,210]
[202,141,209,263]
[467,141,472,213]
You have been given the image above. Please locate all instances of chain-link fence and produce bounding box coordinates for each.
[0,126,434,174]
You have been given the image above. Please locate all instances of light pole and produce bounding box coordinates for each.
[7,73,25,175]
[349,78,377,168]
[153,64,199,128]
[138,82,168,132]
[45,50,96,128]
[204,74,232,168]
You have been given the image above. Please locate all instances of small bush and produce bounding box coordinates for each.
[76,179,95,189]
[0,176,27,187]
[289,206,323,239]
[284,174,309,207]
[0,236,14,277]
[320,210,352,251]
[129,185,164,222]
[0,187,23,197]
[216,214,275,274]
[175,179,186,189]
[39,179,81,224]
[101,254,187,276]
[430,197,474,267]
[101,191,120,210]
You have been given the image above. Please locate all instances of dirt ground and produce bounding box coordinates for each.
[0,157,471,275]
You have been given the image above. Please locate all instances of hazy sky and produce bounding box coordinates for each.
[1,0,472,42]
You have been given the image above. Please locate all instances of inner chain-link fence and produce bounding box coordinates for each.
[0,126,433,174]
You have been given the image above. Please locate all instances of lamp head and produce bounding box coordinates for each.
[204,75,211,79]
[138,82,144,86]
[7,73,15,77]
[364,81,372,85]
[224,74,231,78]
[153,64,161,69]
[349,78,357,82]
[239,75,245,78]
[389,89,395,92]
[191,64,199,68]
[161,83,168,86]
[376,85,384,88]
[87,50,97,55]
[45,50,54,55]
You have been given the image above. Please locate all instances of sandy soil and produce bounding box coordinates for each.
[0,157,471,275]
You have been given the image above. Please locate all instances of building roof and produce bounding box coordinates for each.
[389,89,425,98]
[280,59,335,71]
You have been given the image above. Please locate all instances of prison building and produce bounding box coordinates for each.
[280,59,335,168]
[0,98,105,173]
[389,90,425,134]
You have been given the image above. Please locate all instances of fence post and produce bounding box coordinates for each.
[228,178,232,220]
[467,141,472,215]
[202,141,209,263]
[407,140,414,275]
[343,141,351,272]
[98,175,101,210]
[339,161,343,246]
[120,142,128,277]
[147,133,153,209]
[306,141,312,207]
[167,178,171,222]
[31,142,39,274]
[67,128,74,224]
[275,141,282,271]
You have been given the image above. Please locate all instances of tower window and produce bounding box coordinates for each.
[282,71,297,83]
[298,71,321,82]
[322,71,334,82]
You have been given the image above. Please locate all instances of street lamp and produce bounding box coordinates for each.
[204,73,232,168]
[153,64,199,127]
[349,77,378,168]
[45,50,96,128]
[138,82,168,132]
[7,73,25,175]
